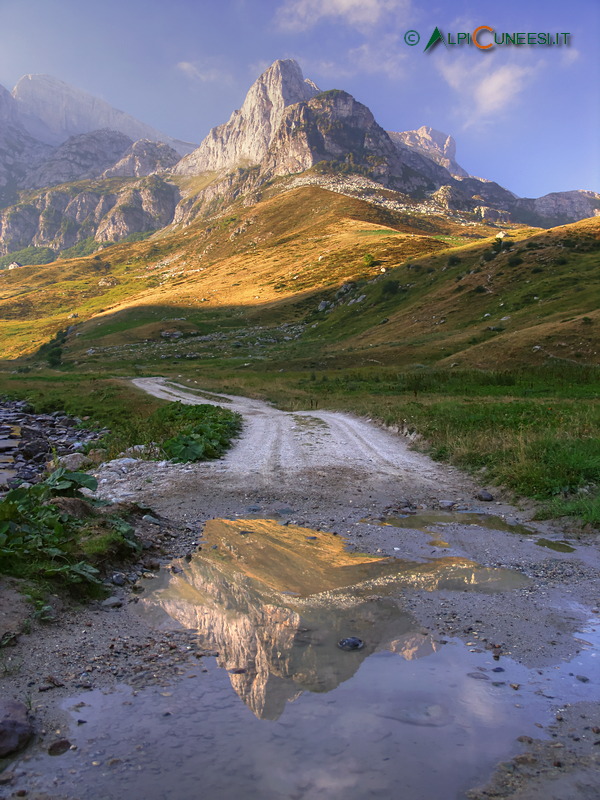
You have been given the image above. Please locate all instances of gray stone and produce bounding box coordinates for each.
[57,452,90,471]
[101,596,123,609]
[438,500,456,510]
[0,699,33,757]
[476,490,494,502]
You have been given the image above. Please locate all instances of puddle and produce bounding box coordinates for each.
[142,518,530,604]
[372,511,536,536]
[10,520,597,800]
[129,519,529,720]
[535,537,576,553]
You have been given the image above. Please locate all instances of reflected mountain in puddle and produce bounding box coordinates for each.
[138,518,529,719]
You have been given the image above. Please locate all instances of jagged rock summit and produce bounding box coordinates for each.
[388,126,470,179]
[11,74,196,156]
[175,59,320,175]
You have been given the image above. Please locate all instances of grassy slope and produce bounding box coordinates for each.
[0,185,496,358]
[0,185,599,522]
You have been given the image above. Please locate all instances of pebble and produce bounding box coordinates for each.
[48,739,71,756]
[337,637,364,651]
[101,597,123,609]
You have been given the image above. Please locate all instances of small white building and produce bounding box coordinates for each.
[7,261,22,270]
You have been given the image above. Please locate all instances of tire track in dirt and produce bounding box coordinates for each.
[131,377,471,501]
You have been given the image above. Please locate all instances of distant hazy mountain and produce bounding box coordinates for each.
[102,139,181,179]
[0,83,53,207]
[23,130,133,189]
[11,74,196,156]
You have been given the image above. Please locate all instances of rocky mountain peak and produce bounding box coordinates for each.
[175,58,320,175]
[263,89,445,193]
[389,126,469,179]
[240,58,318,117]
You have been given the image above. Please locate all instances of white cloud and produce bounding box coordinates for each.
[276,0,410,31]
[473,64,530,116]
[176,61,233,84]
[437,55,541,127]
[561,48,580,66]
[347,36,408,78]
[300,34,408,81]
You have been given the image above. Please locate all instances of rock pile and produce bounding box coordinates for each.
[0,400,106,491]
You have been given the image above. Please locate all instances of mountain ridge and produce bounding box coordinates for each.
[0,58,597,262]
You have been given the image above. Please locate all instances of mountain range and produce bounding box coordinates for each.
[0,59,598,261]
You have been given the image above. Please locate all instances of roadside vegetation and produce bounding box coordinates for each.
[0,376,242,595]
[0,373,242,461]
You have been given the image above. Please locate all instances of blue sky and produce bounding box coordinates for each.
[0,0,598,198]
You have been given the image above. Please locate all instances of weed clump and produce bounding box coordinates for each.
[0,469,137,590]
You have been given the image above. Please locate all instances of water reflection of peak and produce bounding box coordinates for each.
[139,518,527,720]
[142,557,430,720]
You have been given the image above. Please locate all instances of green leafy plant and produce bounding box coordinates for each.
[0,468,132,590]
[154,403,242,463]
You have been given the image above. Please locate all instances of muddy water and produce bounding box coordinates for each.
[13,520,599,800]
[376,511,536,536]
[373,512,580,554]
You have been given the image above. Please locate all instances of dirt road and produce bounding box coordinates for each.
[130,376,472,504]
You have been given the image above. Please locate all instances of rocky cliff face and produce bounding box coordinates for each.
[513,190,600,227]
[101,139,181,178]
[262,89,445,193]
[175,59,320,175]
[12,74,195,155]
[0,176,179,255]
[389,126,470,179]
[22,130,133,189]
[94,177,179,242]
